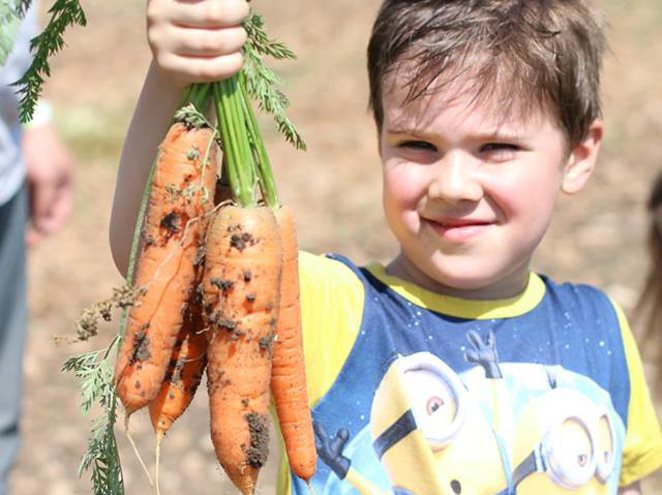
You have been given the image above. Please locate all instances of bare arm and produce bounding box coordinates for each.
[618,481,642,495]
[109,0,249,275]
[108,61,182,275]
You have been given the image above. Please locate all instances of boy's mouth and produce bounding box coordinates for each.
[423,216,493,241]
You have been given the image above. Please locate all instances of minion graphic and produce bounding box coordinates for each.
[314,349,509,495]
[508,387,618,494]
[314,327,625,495]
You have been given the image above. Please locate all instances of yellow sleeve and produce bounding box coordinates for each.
[276,252,366,495]
[612,300,662,486]
[298,251,366,406]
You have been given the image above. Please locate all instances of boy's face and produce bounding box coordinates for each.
[379,79,598,299]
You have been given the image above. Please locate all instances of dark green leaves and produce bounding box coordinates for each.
[14,0,86,123]
[243,13,306,151]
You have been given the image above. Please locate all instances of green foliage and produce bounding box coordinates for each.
[14,0,86,123]
[243,13,306,151]
[0,0,26,65]
[79,414,124,495]
[62,338,125,495]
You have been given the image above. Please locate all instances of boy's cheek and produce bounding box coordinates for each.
[383,161,425,197]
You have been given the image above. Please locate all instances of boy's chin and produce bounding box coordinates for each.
[392,253,529,300]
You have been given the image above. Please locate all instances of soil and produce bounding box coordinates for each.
[9,0,662,494]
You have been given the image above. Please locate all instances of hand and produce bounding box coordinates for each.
[465,329,503,379]
[313,421,351,479]
[22,124,74,246]
[147,0,250,87]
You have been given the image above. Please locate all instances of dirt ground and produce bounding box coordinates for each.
[8,0,662,494]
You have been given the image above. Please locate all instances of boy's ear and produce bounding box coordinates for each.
[561,119,603,194]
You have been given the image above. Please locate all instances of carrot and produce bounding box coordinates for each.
[114,121,218,416]
[149,287,208,495]
[202,203,283,495]
[271,205,317,482]
[148,299,208,437]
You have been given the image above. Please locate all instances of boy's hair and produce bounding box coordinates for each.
[638,172,662,390]
[367,0,607,148]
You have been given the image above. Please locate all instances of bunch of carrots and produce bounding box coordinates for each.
[110,13,316,495]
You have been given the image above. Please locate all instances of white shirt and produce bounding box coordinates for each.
[0,3,38,205]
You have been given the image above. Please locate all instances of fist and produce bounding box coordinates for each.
[146,0,251,86]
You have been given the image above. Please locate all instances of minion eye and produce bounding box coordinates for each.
[426,396,445,415]
[401,362,465,449]
[543,416,596,489]
[595,412,616,484]
[387,352,468,450]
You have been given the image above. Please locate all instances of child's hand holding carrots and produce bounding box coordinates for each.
[147,0,251,86]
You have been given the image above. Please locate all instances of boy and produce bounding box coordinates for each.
[110,0,662,494]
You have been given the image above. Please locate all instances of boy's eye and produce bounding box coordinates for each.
[399,140,437,152]
[479,142,520,160]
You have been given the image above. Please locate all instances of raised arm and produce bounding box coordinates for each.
[109,0,250,275]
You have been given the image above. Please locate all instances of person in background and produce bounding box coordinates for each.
[0,2,73,493]
[637,172,662,397]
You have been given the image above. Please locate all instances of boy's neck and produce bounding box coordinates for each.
[385,253,531,301]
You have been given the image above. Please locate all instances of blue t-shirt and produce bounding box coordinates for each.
[276,253,662,495]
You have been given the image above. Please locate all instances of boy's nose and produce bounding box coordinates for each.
[427,151,483,203]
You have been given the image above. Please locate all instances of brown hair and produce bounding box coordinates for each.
[639,172,662,388]
[367,0,607,148]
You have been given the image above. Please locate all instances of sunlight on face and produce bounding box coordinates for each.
[380,74,576,299]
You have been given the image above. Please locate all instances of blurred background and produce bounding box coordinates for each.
[8,0,662,493]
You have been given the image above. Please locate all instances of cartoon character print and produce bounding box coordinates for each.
[313,330,624,495]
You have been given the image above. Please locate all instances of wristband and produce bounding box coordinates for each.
[22,99,54,129]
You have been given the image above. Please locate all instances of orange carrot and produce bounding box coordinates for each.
[202,204,283,495]
[114,121,217,416]
[271,205,317,482]
[149,288,208,495]
[148,300,208,437]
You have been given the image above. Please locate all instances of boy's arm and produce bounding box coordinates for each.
[109,61,182,275]
[618,481,641,494]
[109,0,249,275]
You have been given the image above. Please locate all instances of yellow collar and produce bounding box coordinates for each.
[364,263,546,320]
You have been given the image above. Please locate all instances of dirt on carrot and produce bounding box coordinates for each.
[114,122,218,416]
[202,204,283,495]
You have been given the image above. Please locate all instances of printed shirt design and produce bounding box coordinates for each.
[282,254,662,495]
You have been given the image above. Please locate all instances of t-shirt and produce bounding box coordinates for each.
[275,252,662,495]
[0,2,38,206]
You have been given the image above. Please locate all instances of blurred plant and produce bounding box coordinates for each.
[0,0,87,123]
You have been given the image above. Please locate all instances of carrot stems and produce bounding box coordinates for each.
[214,79,258,208]
[212,73,280,209]
[239,74,279,208]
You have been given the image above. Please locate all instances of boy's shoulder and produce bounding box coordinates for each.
[538,272,612,298]
[536,273,621,320]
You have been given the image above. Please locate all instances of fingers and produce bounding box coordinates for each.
[147,0,251,85]
[151,26,246,84]
[150,0,250,29]
[26,169,73,247]
[22,124,74,247]
[156,25,247,58]
[466,329,482,348]
[464,348,478,363]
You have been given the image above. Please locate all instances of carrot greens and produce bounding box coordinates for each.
[63,8,303,495]
[11,0,87,122]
